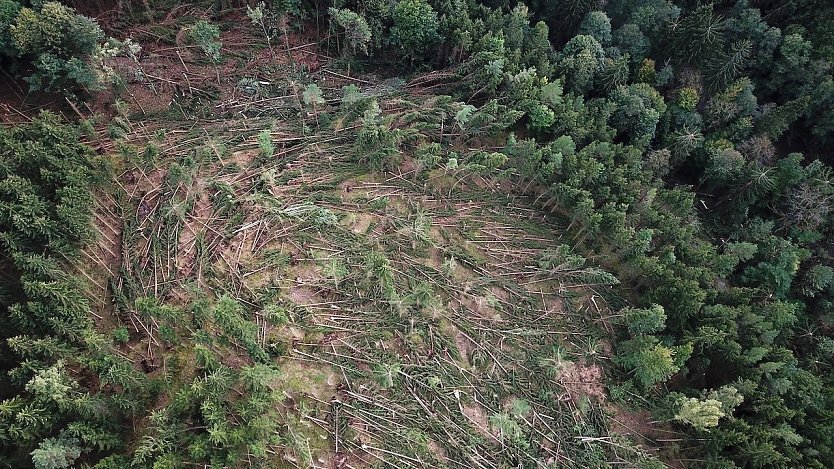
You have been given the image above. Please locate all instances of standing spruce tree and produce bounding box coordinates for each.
[329,7,372,57]
[390,0,440,63]
[6,1,105,93]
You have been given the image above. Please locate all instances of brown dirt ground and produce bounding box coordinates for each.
[461,402,497,442]
[559,361,607,403]
[452,326,474,366]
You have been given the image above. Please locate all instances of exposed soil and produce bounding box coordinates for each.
[461,402,496,441]
[343,212,377,235]
[452,326,474,365]
[559,361,607,402]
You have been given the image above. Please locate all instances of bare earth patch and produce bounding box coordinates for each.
[461,402,497,441]
[559,362,607,402]
[427,440,449,464]
[342,211,377,234]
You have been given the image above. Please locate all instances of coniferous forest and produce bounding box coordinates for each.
[1,0,833,467]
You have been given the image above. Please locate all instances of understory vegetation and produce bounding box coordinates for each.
[1,0,833,467]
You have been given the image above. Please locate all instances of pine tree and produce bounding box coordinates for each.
[390,0,440,62]
[579,11,611,44]
[675,397,725,430]
[30,436,81,469]
[704,40,752,92]
[672,4,726,65]
[328,7,372,56]
[557,34,605,94]
[622,304,667,335]
[756,95,812,139]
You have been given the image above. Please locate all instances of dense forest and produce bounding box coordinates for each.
[1,0,833,467]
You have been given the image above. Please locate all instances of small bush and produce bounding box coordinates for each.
[112,327,130,344]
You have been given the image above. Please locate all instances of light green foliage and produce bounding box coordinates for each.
[454,104,476,129]
[676,87,699,111]
[356,99,402,168]
[508,397,531,418]
[340,83,373,121]
[489,412,526,447]
[25,362,77,410]
[189,20,221,62]
[466,150,508,173]
[415,141,442,169]
[373,361,400,388]
[112,326,130,344]
[540,80,564,107]
[247,2,274,53]
[390,0,440,60]
[527,103,555,131]
[363,250,396,299]
[246,2,264,24]
[11,2,102,56]
[31,436,81,469]
[329,7,372,55]
[675,397,724,430]
[281,203,338,226]
[673,386,741,432]
[707,385,744,414]
[615,336,691,388]
[302,83,325,109]
[257,129,274,158]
